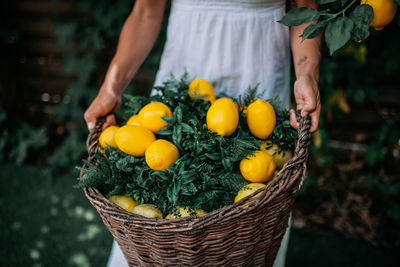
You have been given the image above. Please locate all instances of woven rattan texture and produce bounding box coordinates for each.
[81,112,311,266]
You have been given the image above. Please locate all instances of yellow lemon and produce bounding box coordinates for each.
[361,0,398,31]
[234,183,267,206]
[108,195,139,212]
[126,115,141,126]
[240,150,276,183]
[114,125,156,156]
[165,206,206,219]
[138,102,173,133]
[145,139,180,171]
[188,78,216,103]
[261,141,293,169]
[98,126,119,149]
[131,204,163,218]
[246,99,276,139]
[206,97,239,136]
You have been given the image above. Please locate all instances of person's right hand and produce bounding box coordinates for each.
[84,89,121,131]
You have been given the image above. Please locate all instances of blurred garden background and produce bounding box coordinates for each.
[1,0,399,266]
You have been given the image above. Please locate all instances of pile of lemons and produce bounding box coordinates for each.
[188,79,293,206]
[99,101,179,172]
[98,78,294,217]
[99,100,182,218]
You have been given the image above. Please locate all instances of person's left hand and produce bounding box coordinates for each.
[290,75,321,133]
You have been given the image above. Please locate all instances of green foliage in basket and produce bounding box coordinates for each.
[76,75,297,215]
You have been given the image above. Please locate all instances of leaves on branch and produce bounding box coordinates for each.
[279,0,376,55]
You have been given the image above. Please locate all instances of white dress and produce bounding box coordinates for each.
[155,0,291,108]
[108,0,292,266]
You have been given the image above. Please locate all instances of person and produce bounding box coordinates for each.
[84,0,322,266]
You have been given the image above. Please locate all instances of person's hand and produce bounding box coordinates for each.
[84,88,121,131]
[290,75,321,133]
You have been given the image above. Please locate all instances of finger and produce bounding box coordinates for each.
[84,95,112,131]
[290,109,299,130]
[103,114,117,130]
[84,109,96,131]
[300,94,317,117]
[84,98,104,131]
[309,107,321,133]
[310,114,319,133]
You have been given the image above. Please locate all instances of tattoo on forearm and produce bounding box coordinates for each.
[297,56,307,66]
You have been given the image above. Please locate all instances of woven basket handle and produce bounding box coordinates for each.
[86,116,107,163]
[291,110,312,194]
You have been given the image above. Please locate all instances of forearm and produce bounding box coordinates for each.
[289,0,322,132]
[290,0,322,81]
[101,1,166,96]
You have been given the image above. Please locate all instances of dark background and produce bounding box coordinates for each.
[0,0,399,266]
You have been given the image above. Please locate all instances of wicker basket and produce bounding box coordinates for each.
[81,112,311,267]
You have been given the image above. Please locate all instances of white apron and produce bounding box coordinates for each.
[154,0,291,108]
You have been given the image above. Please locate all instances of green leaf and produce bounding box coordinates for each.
[206,153,220,160]
[181,174,198,185]
[325,17,354,55]
[278,7,321,26]
[162,116,175,124]
[116,156,136,172]
[168,180,181,206]
[157,127,172,135]
[181,123,195,134]
[154,171,170,181]
[301,19,330,41]
[174,105,183,123]
[172,125,182,146]
[349,4,374,41]
[222,158,233,172]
